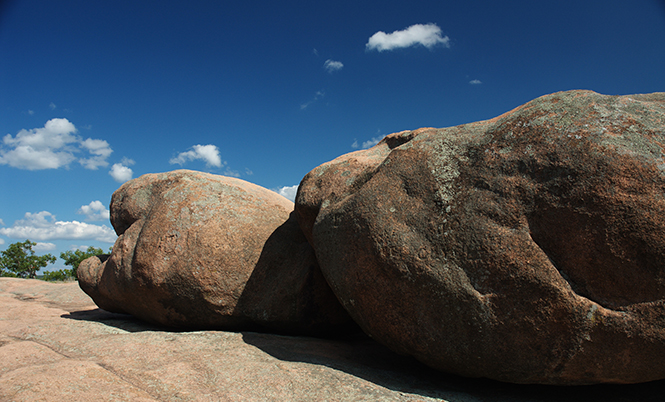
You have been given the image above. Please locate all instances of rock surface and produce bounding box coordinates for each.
[296,90,665,385]
[3,278,665,402]
[78,170,353,335]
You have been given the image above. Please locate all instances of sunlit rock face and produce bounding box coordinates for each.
[78,170,355,336]
[296,90,665,385]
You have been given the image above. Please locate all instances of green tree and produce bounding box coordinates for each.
[42,269,75,281]
[59,246,107,279]
[0,240,56,278]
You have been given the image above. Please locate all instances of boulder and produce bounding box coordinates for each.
[296,90,665,384]
[78,170,354,335]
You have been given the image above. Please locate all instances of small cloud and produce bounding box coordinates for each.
[324,59,344,73]
[366,23,450,52]
[68,245,93,252]
[301,90,325,110]
[34,242,56,252]
[109,160,134,183]
[0,238,4,245]
[0,218,4,226]
[0,118,113,170]
[0,211,116,243]
[362,136,384,149]
[79,138,113,169]
[49,102,57,110]
[245,168,254,176]
[353,135,384,149]
[312,48,319,56]
[469,79,482,85]
[170,144,223,168]
[276,185,298,202]
[78,200,110,222]
[222,168,241,178]
[28,110,35,115]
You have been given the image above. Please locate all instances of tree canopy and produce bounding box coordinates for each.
[60,246,107,278]
[0,240,56,278]
[0,240,110,281]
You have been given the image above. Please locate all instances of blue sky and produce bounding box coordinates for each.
[1,0,664,271]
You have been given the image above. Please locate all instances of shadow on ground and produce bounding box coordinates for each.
[243,331,665,402]
[62,307,665,401]
[62,308,174,333]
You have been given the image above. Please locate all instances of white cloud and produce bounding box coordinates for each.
[366,23,450,52]
[28,110,35,115]
[49,102,57,110]
[324,59,344,73]
[79,138,113,169]
[109,158,134,183]
[352,135,385,149]
[170,144,223,168]
[0,218,4,226]
[469,79,482,85]
[68,244,103,252]
[0,211,117,243]
[222,168,241,178]
[78,201,110,221]
[301,90,325,110]
[0,238,4,245]
[34,242,56,252]
[0,118,113,170]
[276,185,298,202]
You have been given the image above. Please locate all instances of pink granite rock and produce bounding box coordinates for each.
[296,90,665,384]
[78,170,354,335]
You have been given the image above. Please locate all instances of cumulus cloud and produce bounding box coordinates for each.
[469,79,482,85]
[276,185,299,202]
[324,59,344,73]
[68,245,92,252]
[0,211,117,243]
[170,144,223,168]
[366,23,450,52]
[0,238,4,245]
[78,201,110,221]
[34,242,56,252]
[79,138,113,169]
[109,158,135,183]
[352,135,385,149]
[0,118,113,170]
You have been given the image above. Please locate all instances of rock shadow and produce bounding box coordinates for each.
[61,308,177,333]
[234,211,359,337]
[242,331,665,402]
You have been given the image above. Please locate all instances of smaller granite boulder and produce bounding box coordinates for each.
[78,170,355,336]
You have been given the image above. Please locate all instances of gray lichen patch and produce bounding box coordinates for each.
[425,135,463,206]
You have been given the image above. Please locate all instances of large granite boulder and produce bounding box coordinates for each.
[78,170,354,335]
[296,90,665,384]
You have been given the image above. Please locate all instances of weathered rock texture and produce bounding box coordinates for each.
[3,278,665,402]
[296,90,665,384]
[78,170,353,335]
